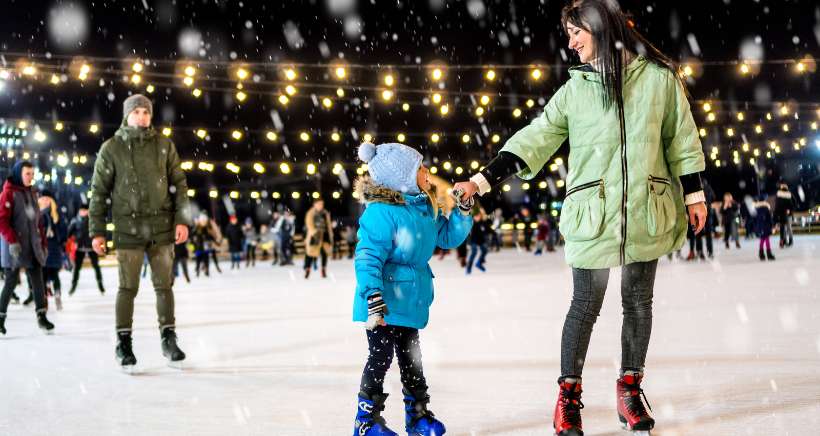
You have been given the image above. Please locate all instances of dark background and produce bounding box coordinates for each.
[0,0,817,225]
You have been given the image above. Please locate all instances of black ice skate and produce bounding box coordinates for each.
[161,327,186,369]
[116,331,138,373]
[37,313,55,335]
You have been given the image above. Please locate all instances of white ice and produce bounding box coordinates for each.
[2,236,819,435]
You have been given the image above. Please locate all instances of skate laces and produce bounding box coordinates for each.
[622,380,652,416]
[559,385,584,427]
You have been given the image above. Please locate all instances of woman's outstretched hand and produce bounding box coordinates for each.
[452,181,479,201]
[687,202,708,234]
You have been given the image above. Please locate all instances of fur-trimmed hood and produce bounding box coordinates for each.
[354,177,406,205]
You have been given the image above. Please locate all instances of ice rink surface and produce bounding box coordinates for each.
[1,236,819,435]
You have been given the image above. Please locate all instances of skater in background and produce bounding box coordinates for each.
[67,204,105,296]
[721,192,741,249]
[303,198,333,279]
[258,224,272,261]
[205,216,223,274]
[519,207,534,251]
[454,1,708,433]
[224,215,244,270]
[192,214,218,277]
[534,213,554,255]
[90,94,190,369]
[351,142,472,435]
[39,192,67,311]
[774,182,794,248]
[490,208,504,251]
[755,195,775,261]
[0,161,55,335]
[173,232,191,284]
[466,208,491,274]
[331,219,344,260]
[275,209,295,266]
[243,217,258,268]
[344,224,357,259]
[269,212,281,264]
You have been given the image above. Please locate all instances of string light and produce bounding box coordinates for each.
[383,74,395,86]
[491,134,501,143]
[336,87,345,97]
[397,133,406,142]
[431,133,440,143]
[253,162,266,174]
[334,66,346,79]
[236,68,249,80]
[461,134,470,143]
[266,131,278,141]
[331,132,341,142]
[299,131,310,142]
[474,107,485,117]
[485,69,496,81]
[439,104,449,115]
[381,89,394,101]
[183,76,194,87]
[306,163,317,175]
[196,128,207,139]
[431,68,443,81]
[146,84,155,93]
[279,162,291,174]
[161,127,172,137]
[479,95,490,106]
[431,93,442,104]
[284,68,297,81]
[235,90,247,102]
[192,88,202,97]
[530,68,542,80]
[278,95,289,105]
[89,123,99,134]
[54,122,64,131]
[184,66,196,77]
[231,129,243,140]
[285,85,297,96]
[402,103,410,111]
[226,162,241,174]
[322,97,333,108]
[512,108,522,118]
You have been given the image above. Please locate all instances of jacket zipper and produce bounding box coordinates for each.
[619,132,628,266]
[566,179,605,198]
[648,175,670,185]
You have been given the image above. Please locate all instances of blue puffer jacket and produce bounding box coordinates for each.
[353,178,473,329]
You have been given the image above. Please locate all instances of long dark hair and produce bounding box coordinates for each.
[561,0,683,139]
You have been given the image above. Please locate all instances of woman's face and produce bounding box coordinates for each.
[566,22,595,64]
[416,165,431,192]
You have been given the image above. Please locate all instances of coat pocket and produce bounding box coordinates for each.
[559,179,606,242]
[646,175,677,236]
[382,264,417,314]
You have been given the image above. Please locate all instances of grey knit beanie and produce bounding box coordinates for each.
[123,94,153,119]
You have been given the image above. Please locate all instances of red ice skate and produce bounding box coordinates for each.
[553,378,584,436]
[616,372,655,434]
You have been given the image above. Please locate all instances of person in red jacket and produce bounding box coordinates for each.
[0,161,55,335]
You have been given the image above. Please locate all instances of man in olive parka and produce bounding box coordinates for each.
[89,94,191,370]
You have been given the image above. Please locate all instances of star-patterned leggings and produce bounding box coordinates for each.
[359,325,428,397]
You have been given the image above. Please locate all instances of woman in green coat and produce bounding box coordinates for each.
[454,1,707,434]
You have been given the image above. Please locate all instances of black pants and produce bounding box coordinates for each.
[209,250,222,272]
[360,325,428,397]
[43,267,61,293]
[71,250,103,289]
[303,250,328,269]
[173,257,190,283]
[195,252,210,276]
[560,260,658,377]
[245,245,256,267]
[0,266,47,317]
[689,231,713,256]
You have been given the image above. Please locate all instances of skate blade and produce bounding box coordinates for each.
[120,364,138,375]
[166,360,185,370]
[620,424,651,435]
[40,328,55,336]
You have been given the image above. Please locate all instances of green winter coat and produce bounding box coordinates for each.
[89,120,191,249]
[501,55,705,269]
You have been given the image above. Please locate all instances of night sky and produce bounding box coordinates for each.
[0,0,818,222]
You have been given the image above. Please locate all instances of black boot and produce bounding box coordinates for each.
[37,313,55,334]
[23,293,33,306]
[766,249,776,261]
[98,283,106,295]
[161,327,186,364]
[0,316,6,335]
[759,248,765,261]
[116,331,137,368]
[10,292,19,304]
[68,283,77,296]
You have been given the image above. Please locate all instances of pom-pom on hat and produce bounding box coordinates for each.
[357,142,423,195]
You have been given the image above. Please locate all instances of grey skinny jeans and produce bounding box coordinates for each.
[560,259,658,377]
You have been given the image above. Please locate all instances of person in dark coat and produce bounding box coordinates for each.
[0,161,55,335]
[466,209,491,274]
[224,215,244,269]
[720,192,742,249]
[39,192,67,311]
[67,204,105,295]
[773,182,794,248]
[755,196,775,261]
[173,232,191,284]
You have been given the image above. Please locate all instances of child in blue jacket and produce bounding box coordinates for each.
[352,142,473,436]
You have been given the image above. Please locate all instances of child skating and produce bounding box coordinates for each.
[351,142,473,436]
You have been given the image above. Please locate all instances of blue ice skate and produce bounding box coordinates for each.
[354,393,399,436]
[403,390,446,436]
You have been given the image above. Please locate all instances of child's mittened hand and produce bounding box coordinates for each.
[366,291,388,330]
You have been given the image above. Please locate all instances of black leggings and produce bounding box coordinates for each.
[360,325,428,397]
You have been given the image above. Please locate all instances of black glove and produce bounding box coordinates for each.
[365,291,388,330]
